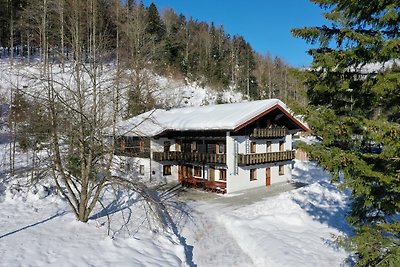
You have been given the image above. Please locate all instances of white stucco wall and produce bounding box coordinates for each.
[226,133,293,194]
[150,138,179,183]
[122,132,294,193]
[119,156,152,180]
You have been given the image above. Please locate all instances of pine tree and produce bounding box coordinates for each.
[292,1,400,266]
[146,2,164,40]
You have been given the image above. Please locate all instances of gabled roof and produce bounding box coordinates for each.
[114,99,308,137]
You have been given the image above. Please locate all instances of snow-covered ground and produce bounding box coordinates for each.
[1,146,353,267]
[179,160,352,267]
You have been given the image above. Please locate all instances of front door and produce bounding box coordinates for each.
[265,168,271,186]
[178,165,183,182]
[209,166,215,181]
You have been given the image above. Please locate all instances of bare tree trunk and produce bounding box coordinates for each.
[10,2,14,66]
[59,0,65,71]
[27,30,30,64]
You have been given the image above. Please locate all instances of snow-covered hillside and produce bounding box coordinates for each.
[0,62,243,113]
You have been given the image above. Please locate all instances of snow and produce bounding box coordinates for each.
[354,59,400,74]
[0,199,185,267]
[179,160,352,266]
[0,137,353,267]
[0,62,353,266]
[217,185,349,267]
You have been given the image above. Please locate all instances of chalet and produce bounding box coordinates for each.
[113,99,308,194]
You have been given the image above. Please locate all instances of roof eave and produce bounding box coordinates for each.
[233,103,310,132]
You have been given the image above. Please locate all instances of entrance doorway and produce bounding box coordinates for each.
[265,168,271,186]
[209,166,215,181]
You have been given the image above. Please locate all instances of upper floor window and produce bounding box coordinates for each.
[164,141,171,152]
[217,143,225,154]
[139,140,145,152]
[250,141,256,153]
[266,141,272,152]
[279,141,284,152]
[191,141,197,152]
[175,139,182,152]
[118,137,126,151]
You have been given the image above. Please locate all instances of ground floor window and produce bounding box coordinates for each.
[139,165,145,175]
[163,165,171,176]
[250,169,257,181]
[194,166,202,177]
[219,169,227,181]
[279,165,285,175]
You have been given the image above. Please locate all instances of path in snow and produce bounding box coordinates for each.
[178,182,301,267]
[180,201,254,267]
[177,161,351,267]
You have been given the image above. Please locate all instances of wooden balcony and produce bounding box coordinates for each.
[238,150,295,165]
[250,127,288,138]
[153,151,226,164]
[114,149,150,158]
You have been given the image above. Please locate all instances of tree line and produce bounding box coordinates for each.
[0,0,307,108]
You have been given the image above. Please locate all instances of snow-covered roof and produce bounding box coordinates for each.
[113,99,308,137]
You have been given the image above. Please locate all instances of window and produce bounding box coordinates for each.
[207,143,216,153]
[279,141,284,152]
[266,141,271,152]
[191,141,197,152]
[217,143,225,154]
[182,142,191,152]
[194,166,202,177]
[219,169,227,181]
[279,165,285,175]
[139,165,145,175]
[175,140,182,152]
[250,169,257,181]
[164,141,171,152]
[119,137,126,151]
[139,140,145,152]
[250,141,256,153]
[163,165,171,176]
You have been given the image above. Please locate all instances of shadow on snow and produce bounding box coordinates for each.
[0,210,67,239]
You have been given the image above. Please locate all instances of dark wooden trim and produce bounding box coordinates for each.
[238,150,295,165]
[233,104,309,132]
[153,151,226,164]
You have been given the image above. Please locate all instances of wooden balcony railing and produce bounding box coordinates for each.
[153,151,226,164]
[250,127,288,138]
[238,150,295,165]
[114,149,150,158]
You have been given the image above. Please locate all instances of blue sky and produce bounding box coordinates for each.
[142,0,329,67]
